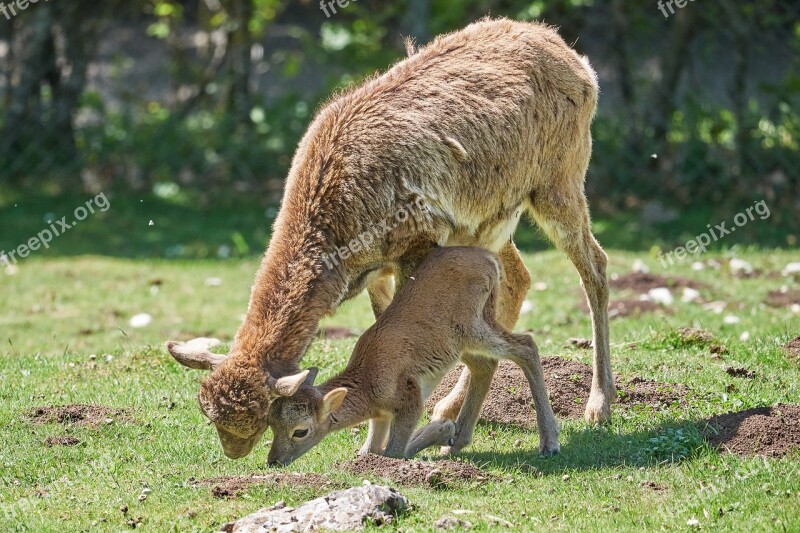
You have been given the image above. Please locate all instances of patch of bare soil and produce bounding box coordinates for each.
[426,359,686,428]
[785,337,800,361]
[765,289,800,308]
[610,272,703,293]
[342,454,490,488]
[725,367,756,379]
[28,405,124,427]
[580,299,666,319]
[44,435,80,447]
[609,299,666,319]
[702,404,800,458]
[195,473,336,499]
[677,327,715,346]
[320,326,358,340]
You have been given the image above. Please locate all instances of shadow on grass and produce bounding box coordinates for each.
[460,418,708,475]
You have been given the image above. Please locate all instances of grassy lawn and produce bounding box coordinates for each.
[1,197,799,531]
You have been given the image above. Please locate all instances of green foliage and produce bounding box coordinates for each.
[0,0,798,220]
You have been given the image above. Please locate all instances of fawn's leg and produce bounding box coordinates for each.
[440,242,531,454]
[406,420,456,457]
[528,188,614,425]
[501,332,560,454]
[383,383,426,458]
[359,416,391,455]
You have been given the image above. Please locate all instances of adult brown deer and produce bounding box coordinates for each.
[167,17,612,459]
[265,247,559,467]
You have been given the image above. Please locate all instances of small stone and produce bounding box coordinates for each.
[562,474,570,482]
[435,515,473,530]
[426,469,445,487]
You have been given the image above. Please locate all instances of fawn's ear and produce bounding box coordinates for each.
[166,338,225,370]
[319,387,347,420]
[268,370,310,398]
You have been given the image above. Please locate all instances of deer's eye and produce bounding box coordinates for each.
[292,428,309,439]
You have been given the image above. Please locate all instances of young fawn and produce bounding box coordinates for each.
[266,247,559,466]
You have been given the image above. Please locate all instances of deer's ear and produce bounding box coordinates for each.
[304,367,319,386]
[268,370,310,398]
[319,388,347,420]
[166,338,225,370]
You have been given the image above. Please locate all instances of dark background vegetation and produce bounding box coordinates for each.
[1,0,798,257]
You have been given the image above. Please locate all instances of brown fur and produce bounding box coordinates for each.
[167,17,612,459]
[266,247,559,466]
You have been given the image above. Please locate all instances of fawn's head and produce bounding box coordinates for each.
[166,338,311,459]
[266,368,348,467]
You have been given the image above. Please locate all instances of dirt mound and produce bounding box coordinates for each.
[677,327,715,345]
[28,405,124,427]
[580,299,666,319]
[426,359,686,427]
[785,337,800,360]
[44,435,80,447]
[608,299,666,319]
[765,289,800,308]
[320,327,358,340]
[610,272,703,293]
[342,454,490,488]
[702,405,800,457]
[195,473,336,499]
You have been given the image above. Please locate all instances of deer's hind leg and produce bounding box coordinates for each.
[528,180,614,425]
[439,242,531,454]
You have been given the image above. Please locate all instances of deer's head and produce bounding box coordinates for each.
[166,338,310,459]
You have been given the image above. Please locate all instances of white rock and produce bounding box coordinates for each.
[691,262,705,271]
[791,304,800,314]
[225,485,407,532]
[632,259,650,274]
[129,313,153,328]
[205,277,223,287]
[782,262,800,276]
[184,337,222,350]
[681,287,701,303]
[703,301,727,314]
[723,315,741,325]
[520,300,534,314]
[729,258,753,275]
[533,282,548,291]
[687,518,701,527]
[647,287,674,305]
[740,331,750,341]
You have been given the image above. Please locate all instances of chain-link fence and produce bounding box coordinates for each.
[1,1,798,222]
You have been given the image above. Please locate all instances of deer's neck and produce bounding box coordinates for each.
[229,221,346,376]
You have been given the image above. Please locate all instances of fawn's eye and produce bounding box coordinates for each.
[292,428,309,439]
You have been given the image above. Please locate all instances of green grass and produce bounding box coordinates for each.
[1,198,799,531]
